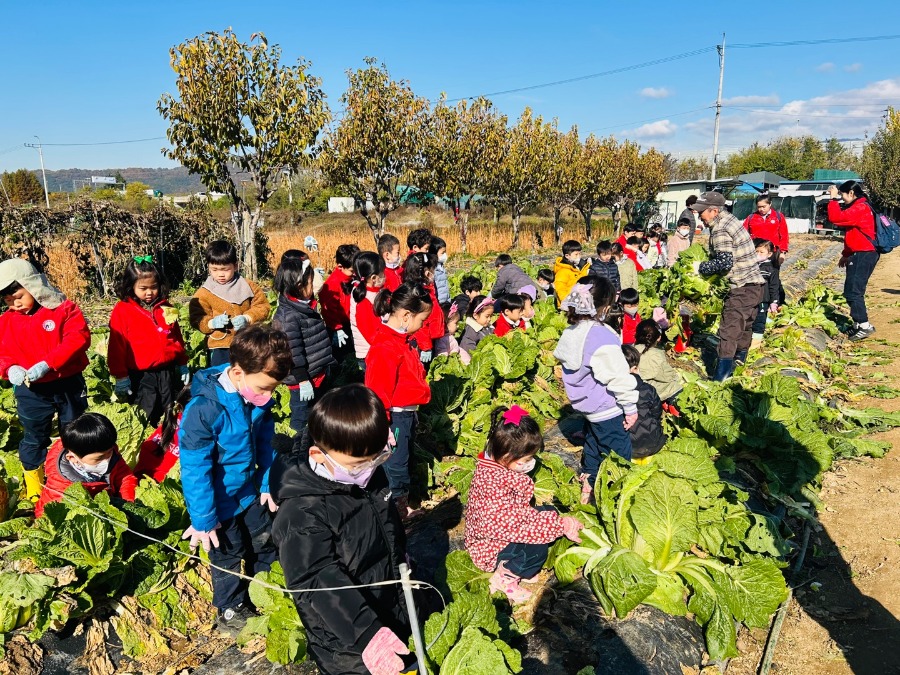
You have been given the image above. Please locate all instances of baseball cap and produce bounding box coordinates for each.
[691,191,726,211]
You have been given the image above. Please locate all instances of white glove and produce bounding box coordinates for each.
[182,524,221,552]
[209,313,230,330]
[297,381,314,401]
[7,366,27,387]
[260,493,279,513]
[691,261,703,275]
[180,365,191,385]
[26,361,50,382]
[420,350,432,364]
[335,329,348,348]
[230,314,250,330]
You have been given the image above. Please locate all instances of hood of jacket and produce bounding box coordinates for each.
[554,321,597,370]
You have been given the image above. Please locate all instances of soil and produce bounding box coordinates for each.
[727,251,900,675]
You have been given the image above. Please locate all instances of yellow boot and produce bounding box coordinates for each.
[23,465,45,504]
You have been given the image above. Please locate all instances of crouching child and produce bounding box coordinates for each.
[271,384,414,675]
[35,412,137,518]
[179,324,292,636]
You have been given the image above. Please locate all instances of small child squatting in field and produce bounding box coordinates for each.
[465,406,584,603]
[492,253,537,298]
[0,258,91,503]
[108,256,189,427]
[634,319,683,415]
[452,274,483,321]
[554,279,638,497]
[179,325,292,636]
[621,345,667,464]
[189,240,270,367]
[134,385,191,483]
[493,293,527,337]
[35,412,138,518]
[271,384,413,675]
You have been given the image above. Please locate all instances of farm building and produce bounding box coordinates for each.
[654,171,787,227]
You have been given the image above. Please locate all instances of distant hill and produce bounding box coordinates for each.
[37,167,206,196]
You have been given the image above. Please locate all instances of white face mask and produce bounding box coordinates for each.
[677,229,690,238]
[385,256,401,269]
[438,253,448,264]
[72,457,110,479]
[512,457,537,473]
[538,282,550,290]
[757,253,770,263]
[568,255,581,266]
[625,308,638,317]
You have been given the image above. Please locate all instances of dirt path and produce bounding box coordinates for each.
[743,258,900,675]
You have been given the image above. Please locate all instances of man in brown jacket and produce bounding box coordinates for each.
[189,241,271,367]
[691,193,764,382]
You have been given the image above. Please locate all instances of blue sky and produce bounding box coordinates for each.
[3,0,900,172]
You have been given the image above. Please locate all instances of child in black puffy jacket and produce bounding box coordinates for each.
[622,345,666,461]
[271,384,412,675]
[272,253,336,436]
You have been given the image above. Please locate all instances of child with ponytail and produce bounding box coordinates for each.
[400,252,444,365]
[134,385,192,483]
[465,405,584,603]
[109,256,188,426]
[273,254,336,436]
[349,252,386,371]
[364,282,433,519]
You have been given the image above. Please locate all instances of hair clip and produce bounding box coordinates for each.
[502,405,529,426]
[301,259,310,274]
[449,301,459,317]
[134,255,153,264]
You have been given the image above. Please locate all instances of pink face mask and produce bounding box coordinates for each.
[240,376,273,407]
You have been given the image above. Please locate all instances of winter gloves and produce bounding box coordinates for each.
[7,366,27,386]
[362,627,410,675]
[26,361,50,382]
[230,314,250,330]
[297,381,315,401]
[209,313,230,330]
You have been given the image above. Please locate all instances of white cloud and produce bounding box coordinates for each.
[626,119,678,138]
[844,63,863,73]
[680,78,895,149]
[722,94,780,106]
[816,62,835,72]
[640,87,672,99]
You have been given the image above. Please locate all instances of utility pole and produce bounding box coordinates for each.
[711,33,726,180]
[24,136,51,208]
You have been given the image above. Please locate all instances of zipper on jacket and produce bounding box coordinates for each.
[364,490,400,578]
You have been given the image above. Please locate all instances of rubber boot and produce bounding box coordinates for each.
[23,465,45,504]
[713,358,734,382]
[734,349,748,365]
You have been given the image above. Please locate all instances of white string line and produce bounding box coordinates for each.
[39,482,447,604]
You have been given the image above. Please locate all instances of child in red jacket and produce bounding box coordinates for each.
[377,234,402,292]
[134,385,191,483]
[36,412,138,518]
[619,287,641,345]
[349,252,386,371]
[465,406,583,603]
[493,294,527,337]
[364,282,433,519]
[109,257,188,426]
[318,244,360,358]
[400,253,444,365]
[0,258,91,503]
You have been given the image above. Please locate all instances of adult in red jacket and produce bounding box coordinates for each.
[827,181,879,341]
[36,439,137,518]
[743,194,789,257]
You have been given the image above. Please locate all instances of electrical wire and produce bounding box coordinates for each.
[35,136,167,147]
[726,106,887,120]
[731,34,900,49]
[584,106,713,135]
[440,46,716,103]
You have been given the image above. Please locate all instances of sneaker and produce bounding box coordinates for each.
[848,324,876,341]
[216,603,255,637]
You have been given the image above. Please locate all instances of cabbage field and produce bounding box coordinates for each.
[0,239,897,674]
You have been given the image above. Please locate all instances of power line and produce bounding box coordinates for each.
[584,106,713,135]
[726,106,887,120]
[35,136,167,147]
[731,34,900,49]
[440,46,717,103]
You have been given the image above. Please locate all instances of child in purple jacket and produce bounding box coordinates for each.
[553,278,638,500]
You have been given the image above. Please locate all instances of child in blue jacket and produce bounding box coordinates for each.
[179,324,293,636]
